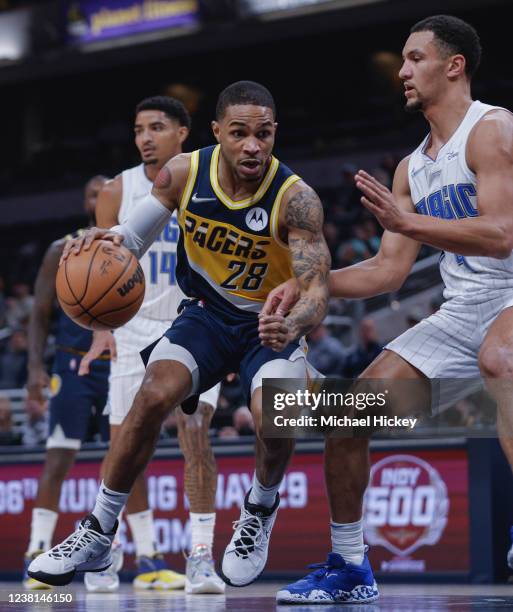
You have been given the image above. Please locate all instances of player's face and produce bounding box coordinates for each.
[399,31,449,113]
[212,105,277,183]
[134,110,188,167]
[83,177,105,219]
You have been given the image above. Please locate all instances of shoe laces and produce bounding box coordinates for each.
[230,513,267,558]
[306,556,347,580]
[48,526,106,560]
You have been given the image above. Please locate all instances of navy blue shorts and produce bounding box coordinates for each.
[47,350,110,449]
[142,300,307,406]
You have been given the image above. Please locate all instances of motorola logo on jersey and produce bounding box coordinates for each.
[245,207,268,232]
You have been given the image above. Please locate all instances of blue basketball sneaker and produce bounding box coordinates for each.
[276,550,379,604]
[507,526,513,569]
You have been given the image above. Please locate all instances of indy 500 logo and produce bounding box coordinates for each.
[363,454,449,557]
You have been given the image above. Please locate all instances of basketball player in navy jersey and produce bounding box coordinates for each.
[29,81,334,596]
[78,96,224,594]
[23,176,110,590]
[262,15,513,602]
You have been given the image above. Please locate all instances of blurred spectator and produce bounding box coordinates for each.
[0,397,21,445]
[336,218,381,268]
[218,426,239,439]
[0,276,7,329]
[23,398,48,446]
[380,153,400,186]
[406,307,424,328]
[343,318,382,378]
[6,282,34,329]
[233,406,255,436]
[307,324,347,377]
[323,221,340,259]
[162,411,178,438]
[0,328,29,389]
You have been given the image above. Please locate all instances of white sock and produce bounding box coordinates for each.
[127,509,157,558]
[92,481,128,533]
[190,513,215,553]
[331,519,365,565]
[27,508,58,553]
[248,473,280,508]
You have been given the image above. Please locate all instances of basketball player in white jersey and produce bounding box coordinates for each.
[80,96,224,594]
[261,15,513,601]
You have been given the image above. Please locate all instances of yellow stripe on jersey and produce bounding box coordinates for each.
[179,209,293,306]
[210,145,280,210]
[270,174,302,249]
[179,150,200,219]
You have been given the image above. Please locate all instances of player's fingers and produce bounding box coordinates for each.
[78,354,92,376]
[108,336,117,361]
[360,196,380,215]
[61,240,75,262]
[358,170,388,193]
[356,177,383,200]
[276,289,298,316]
[72,235,87,255]
[260,289,282,316]
[83,230,100,251]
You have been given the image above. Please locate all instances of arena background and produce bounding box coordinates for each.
[1,0,513,600]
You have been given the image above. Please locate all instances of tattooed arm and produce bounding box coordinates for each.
[259,181,331,351]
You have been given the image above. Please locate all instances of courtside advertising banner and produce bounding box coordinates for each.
[0,449,468,576]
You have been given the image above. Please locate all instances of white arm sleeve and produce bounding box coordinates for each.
[110,193,173,259]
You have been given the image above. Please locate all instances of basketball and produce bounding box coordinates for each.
[55,240,145,330]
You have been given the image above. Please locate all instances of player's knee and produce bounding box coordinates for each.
[479,344,513,378]
[136,382,175,421]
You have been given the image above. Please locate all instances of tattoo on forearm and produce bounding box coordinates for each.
[285,187,331,339]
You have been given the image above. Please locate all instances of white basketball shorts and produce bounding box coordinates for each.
[106,317,220,425]
[385,289,513,410]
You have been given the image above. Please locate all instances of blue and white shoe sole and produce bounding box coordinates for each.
[276,582,379,605]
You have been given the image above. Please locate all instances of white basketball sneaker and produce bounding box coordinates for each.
[84,541,124,592]
[221,491,280,587]
[185,544,225,594]
[28,514,117,586]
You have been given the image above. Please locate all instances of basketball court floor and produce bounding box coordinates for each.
[1,583,513,611]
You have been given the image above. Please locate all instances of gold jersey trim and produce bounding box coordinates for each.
[210,145,280,210]
[179,150,200,219]
[270,174,302,249]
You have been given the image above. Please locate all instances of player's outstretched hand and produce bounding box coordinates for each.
[355,170,406,233]
[79,330,117,376]
[259,314,291,352]
[60,227,124,264]
[260,278,300,317]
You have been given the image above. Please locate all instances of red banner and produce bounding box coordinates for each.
[0,448,468,575]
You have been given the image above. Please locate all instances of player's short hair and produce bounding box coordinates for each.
[411,15,481,77]
[216,81,276,120]
[135,96,191,129]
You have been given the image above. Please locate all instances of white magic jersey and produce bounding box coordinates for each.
[119,163,185,322]
[408,100,513,300]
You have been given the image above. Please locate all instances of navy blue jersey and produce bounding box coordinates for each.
[176,145,300,323]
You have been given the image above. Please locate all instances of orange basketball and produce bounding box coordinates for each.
[56,240,145,330]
